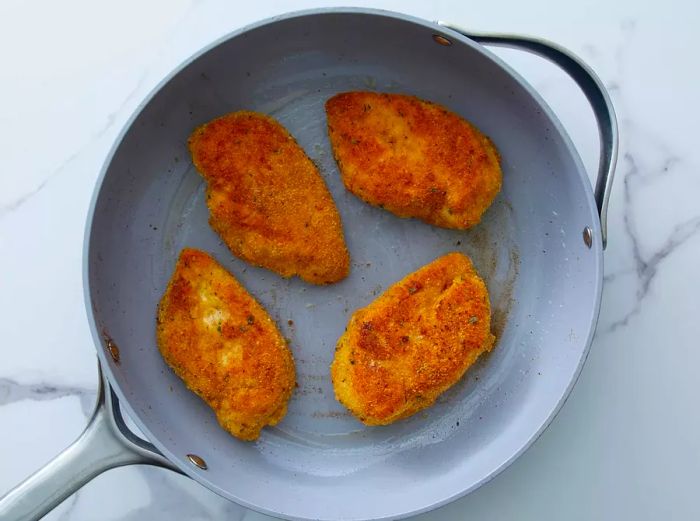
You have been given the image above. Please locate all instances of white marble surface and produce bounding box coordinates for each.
[1,0,699,519]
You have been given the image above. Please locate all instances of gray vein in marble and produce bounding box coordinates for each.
[606,81,620,93]
[602,268,633,284]
[581,43,600,59]
[0,377,96,416]
[56,489,81,521]
[592,20,700,334]
[615,18,636,77]
[0,176,53,218]
[0,70,150,219]
[604,154,700,333]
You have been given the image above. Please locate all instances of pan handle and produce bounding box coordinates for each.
[0,364,180,521]
[438,23,618,249]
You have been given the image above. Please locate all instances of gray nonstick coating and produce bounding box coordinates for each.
[85,9,603,521]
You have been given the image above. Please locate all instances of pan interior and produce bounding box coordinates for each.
[87,10,601,520]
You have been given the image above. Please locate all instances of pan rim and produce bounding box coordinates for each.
[82,7,604,520]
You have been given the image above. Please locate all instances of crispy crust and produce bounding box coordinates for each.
[188,111,350,285]
[156,248,296,441]
[326,92,502,229]
[331,252,495,425]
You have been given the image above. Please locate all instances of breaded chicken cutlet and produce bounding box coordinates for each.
[326,92,502,229]
[157,248,295,441]
[188,111,350,285]
[331,252,495,425]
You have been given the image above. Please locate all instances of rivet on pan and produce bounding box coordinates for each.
[106,338,120,364]
[432,34,453,46]
[187,454,207,470]
[583,226,593,249]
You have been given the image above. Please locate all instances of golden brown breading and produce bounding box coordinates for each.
[157,248,295,441]
[331,252,495,425]
[188,111,350,285]
[325,92,502,229]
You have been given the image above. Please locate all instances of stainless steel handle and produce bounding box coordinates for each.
[438,23,619,249]
[0,365,180,521]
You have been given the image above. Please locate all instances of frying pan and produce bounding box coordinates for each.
[0,8,617,521]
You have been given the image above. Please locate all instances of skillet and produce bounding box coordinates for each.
[0,8,617,521]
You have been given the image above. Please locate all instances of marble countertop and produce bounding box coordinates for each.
[1,1,698,520]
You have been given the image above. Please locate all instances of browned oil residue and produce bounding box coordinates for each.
[311,410,352,419]
[301,373,326,381]
[491,247,519,340]
[464,223,499,283]
[458,199,519,341]
[295,385,324,397]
